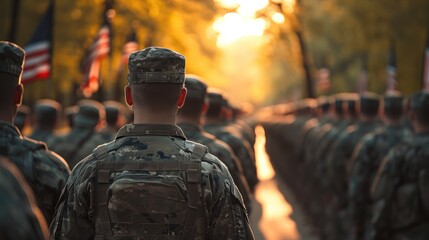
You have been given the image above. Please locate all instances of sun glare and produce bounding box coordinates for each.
[213,0,270,47]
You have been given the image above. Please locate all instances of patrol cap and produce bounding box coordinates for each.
[384,91,403,119]
[360,92,380,117]
[74,100,105,128]
[127,47,185,84]
[0,41,25,79]
[103,100,125,126]
[34,99,61,126]
[184,74,208,100]
[410,91,429,123]
[207,88,224,107]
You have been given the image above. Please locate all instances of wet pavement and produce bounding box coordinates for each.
[250,126,319,240]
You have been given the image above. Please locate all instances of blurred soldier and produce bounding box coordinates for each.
[177,74,253,212]
[369,91,429,240]
[204,90,258,192]
[48,100,107,169]
[326,92,381,239]
[29,99,62,142]
[100,100,126,141]
[347,91,411,240]
[14,104,30,132]
[0,155,48,240]
[50,47,254,239]
[0,41,70,223]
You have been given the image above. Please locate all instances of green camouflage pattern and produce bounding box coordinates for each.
[0,156,48,240]
[50,124,254,240]
[369,133,429,240]
[0,121,70,224]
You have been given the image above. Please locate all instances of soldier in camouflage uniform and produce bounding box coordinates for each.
[48,100,107,169]
[29,99,62,142]
[0,41,70,223]
[369,91,429,240]
[347,91,411,240]
[50,47,254,240]
[177,74,253,212]
[204,90,258,193]
[0,155,48,240]
[325,92,381,239]
[100,100,127,142]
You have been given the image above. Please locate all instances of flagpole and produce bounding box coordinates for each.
[50,0,56,100]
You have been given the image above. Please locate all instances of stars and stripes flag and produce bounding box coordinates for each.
[386,44,397,91]
[22,3,53,84]
[80,24,111,97]
[423,37,429,90]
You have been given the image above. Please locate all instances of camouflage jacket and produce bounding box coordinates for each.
[48,127,107,169]
[0,156,48,240]
[204,124,258,192]
[347,125,411,237]
[0,121,70,224]
[50,124,255,240]
[370,133,429,240]
[178,123,253,212]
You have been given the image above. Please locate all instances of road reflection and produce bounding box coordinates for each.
[251,126,300,240]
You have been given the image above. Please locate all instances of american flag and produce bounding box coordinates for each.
[423,37,429,91]
[80,24,111,97]
[22,3,52,84]
[386,44,397,91]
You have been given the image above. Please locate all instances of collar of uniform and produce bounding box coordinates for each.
[115,124,187,140]
[177,122,203,133]
[0,121,21,137]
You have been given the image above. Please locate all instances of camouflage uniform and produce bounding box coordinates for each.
[50,47,254,240]
[29,99,62,142]
[99,100,127,142]
[0,156,48,240]
[48,100,107,169]
[0,41,70,224]
[369,92,429,240]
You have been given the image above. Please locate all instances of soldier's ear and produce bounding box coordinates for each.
[14,84,23,106]
[124,86,133,107]
[177,87,187,108]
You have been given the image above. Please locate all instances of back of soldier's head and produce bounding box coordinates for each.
[360,92,380,118]
[179,74,208,117]
[103,100,125,127]
[206,89,224,119]
[384,91,404,120]
[34,99,61,129]
[410,91,429,125]
[74,100,105,129]
[0,41,25,109]
[127,47,185,111]
[334,94,346,117]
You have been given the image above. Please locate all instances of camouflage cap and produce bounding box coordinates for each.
[360,92,380,116]
[410,91,429,111]
[74,100,105,128]
[34,99,62,125]
[184,74,208,100]
[103,100,126,126]
[207,88,224,107]
[128,47,185,84]
[0,41,25,78]
[384,91,403,118]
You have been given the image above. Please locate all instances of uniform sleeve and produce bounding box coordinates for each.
[33,150,70,223]
[50,156,95,240]
[369,147,403,240]
[205,155,255,240]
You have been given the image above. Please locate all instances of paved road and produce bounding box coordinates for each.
[250,126,319,240]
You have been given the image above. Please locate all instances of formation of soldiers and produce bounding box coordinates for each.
[260,90,429,240]
[0,41,257,239]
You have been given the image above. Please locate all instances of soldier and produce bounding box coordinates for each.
[100,100,127,141]
[29,99,62,142]
[177,74,253,212]
[48,99,107,169]
[369,91,429,240]
[14,104,31,132]
[347,91,411,240]
[50,47,255,239]
[204,90,258,193]
[0,155,48,240]
[0,41,70,223]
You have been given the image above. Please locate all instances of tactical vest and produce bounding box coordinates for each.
[91,139,208,240]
